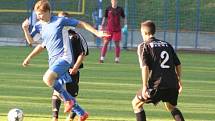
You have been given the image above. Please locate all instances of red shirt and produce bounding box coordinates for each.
[104,6,125,32]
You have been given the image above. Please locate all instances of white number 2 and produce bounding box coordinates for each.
[160,51,170,68]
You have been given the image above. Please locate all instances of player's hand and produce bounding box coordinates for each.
[98,25,104,31]
[69,67,78,75]
[121,24,128,34]
[22,19,30,31]
[178,80,183,95]
[153,79,161,89]
[22,58,30,67]
[142,86,150,100]
[96,31,110,38]
[93,25,97,29]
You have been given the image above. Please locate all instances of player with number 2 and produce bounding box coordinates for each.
[131,20,185,121]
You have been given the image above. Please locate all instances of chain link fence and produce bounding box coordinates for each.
[0,0,214,50]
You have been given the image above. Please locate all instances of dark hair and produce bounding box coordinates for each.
[141,20,156,35]
[68,29,76,35]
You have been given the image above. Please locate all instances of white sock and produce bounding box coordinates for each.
[115,57,120,62]
[100,56,105,60]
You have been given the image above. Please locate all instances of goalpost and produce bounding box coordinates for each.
[0,0,86,15]
[50,0,86,15]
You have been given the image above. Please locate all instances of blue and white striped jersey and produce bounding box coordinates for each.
[30,16,79,64]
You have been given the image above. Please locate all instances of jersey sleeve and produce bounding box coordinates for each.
[104,7,109,18]
[79,34,89,56]
[73,34,83,57]
[30,25,39,38]
[62,17,80,27]
[137,43,151,68]
[71,33,89,58]
[120,7,125,18]
[30,24,45,48]
[170,45,181,66]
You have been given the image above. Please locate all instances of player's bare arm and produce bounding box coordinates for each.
[22,44,45,67]
[175,65,182,94]
[77,21,110,38]
[124,18,127,25]
[69,53,85,75]
[22,19,35,45]
[122,18,127,27]
[141,66,150,99]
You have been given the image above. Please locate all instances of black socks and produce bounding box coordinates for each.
[136,110,146,121]
[171,108,185,121]
[70,111,77,119]
[52,98,61,118]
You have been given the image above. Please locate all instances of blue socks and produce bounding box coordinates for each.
[53,76,85,116]
[73,103,85,116]
[53,78,73,101]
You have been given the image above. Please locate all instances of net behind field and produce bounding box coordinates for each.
[0,0,215,49]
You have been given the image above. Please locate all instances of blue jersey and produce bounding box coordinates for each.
[30,16,79,64]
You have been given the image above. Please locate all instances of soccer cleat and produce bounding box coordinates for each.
[65,117,73,121]
[64,100,75,113]
[52,117,58,121]
[78,112,89,121]
[65,116,73,121]
[123,47,129,51]
[115,60,119,63]
[99,60,104,63]
[114,58,120,63]
[65,114,78,121]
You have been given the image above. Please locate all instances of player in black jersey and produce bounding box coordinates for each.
[132,20,184,121]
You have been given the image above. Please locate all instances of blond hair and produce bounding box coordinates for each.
[34,0,51,12]
[141,20,156,35]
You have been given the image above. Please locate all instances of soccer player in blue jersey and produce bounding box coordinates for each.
[22,1,108,121]
[52,11,89,121]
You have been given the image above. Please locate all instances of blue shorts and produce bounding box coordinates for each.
[49,58,71,78]
[49,58,74,84]
[58,73,73,84]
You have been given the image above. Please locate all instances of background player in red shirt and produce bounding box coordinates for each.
[131,20,184,121]
[99,0,127,63]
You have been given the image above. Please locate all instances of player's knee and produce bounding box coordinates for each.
[115,44,120,48]
[52,95,58,99]
[131,98,136,108]
[43,70,57,87]
[114,42,120,47]
[52,91,60,99]
[104,43,109,46]
[132,96,144,113]
[43,75,52,87]
[131,96,139,109]
[165,102,176,112]
[103,40,109,45]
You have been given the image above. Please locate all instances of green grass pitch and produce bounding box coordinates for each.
[0,46,215,121]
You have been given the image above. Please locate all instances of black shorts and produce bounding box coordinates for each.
[136,88,179,106]
[66,71,80,97]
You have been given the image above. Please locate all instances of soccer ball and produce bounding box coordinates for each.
[7,108,24,121]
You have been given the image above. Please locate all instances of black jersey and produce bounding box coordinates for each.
[137,37,181,89]
[69,30,89,69]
